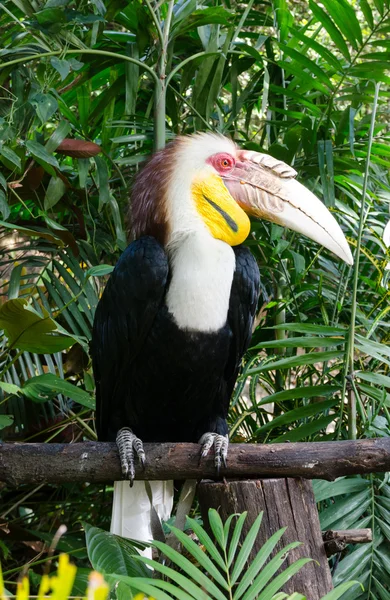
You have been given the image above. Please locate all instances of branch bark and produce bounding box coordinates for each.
[0,438,389,486]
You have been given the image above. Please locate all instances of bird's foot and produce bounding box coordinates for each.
[116,427,145,486]
[199,433,229,474]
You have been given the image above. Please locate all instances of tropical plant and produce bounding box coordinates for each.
[85,509,360,600]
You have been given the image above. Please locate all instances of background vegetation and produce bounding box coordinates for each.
[0,0,389,597]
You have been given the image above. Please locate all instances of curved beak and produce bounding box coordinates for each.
[223,150,353,265]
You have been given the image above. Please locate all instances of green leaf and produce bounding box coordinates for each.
[255,558,312,600]
[84,522,149,578]
[0,415,14,430]
[309,0,350,61]
[44,176,67,210]
[253,336,345,349]
[186,516,226,570]
[0,190,10,220]
[29,93,58,124]
[26,140,59,168]
[45,120,71,153]
[0,298,75,353]
[266,324,346,335]
[234,527,287,600]
[85,265,114,278]
[0,381,22,396]
[23,374,94,408]
[50,57,70,81]
[0,145,21,170]
[256,385,340,405]
[320,581,362,599]
[231,512,263,585]
[95,156,110,209]
[136,556,210,600]
[165,526,229,591]
[0,171,6,190]
[152,539,226,600]
[255,398,338,435]
[248,351,343,375]
[208,509,225,550]
[239,542,303,600]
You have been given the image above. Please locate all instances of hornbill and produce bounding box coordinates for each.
[91,133,353,549]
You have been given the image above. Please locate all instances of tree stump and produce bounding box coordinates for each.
[198,478,333,599]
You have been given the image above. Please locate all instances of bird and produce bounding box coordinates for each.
[91,132,353,552]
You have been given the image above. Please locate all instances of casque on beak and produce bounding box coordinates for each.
[223,150,353,265]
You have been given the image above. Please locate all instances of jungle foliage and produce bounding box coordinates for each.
[0,0,390,597]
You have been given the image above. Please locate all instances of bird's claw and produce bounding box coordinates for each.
[199,433,229,474]
[116,427,145,486]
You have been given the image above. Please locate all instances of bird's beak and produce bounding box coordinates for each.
[223,150,353,265]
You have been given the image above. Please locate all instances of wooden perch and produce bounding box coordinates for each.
[0,438,389,486]
[322,529,373,556]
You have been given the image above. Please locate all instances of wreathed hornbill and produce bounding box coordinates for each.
[91,133,352,548]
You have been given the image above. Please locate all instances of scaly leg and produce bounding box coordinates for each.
[116,427,145,486]
[199,432,229,474]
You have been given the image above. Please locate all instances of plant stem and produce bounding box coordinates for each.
[338,82,380,440]
[154,0,174,150]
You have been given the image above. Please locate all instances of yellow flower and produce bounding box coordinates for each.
[16,576,29,600]
[86,571,109,600]
[133,594,155,600]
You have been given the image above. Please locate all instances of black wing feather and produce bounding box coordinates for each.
[222,245,260,413]
[91,237,168,440]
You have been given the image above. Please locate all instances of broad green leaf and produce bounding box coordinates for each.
[44,176,67,210]
[26,140,59,168]
[23,373,94,408]
[0,415,14,429]
[0,299,75,353]
[0,381,22,395]
[50,57,70,81]
[45,120,71,153]
[0,145,21,170]
[84,523,149,578]
[29,93,58,124]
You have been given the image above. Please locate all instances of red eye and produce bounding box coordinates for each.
[207,152,236,174]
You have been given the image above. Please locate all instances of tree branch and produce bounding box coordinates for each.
[0,438,389,486]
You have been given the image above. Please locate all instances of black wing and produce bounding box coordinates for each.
[91,236,169,440]
[221,245,260,417]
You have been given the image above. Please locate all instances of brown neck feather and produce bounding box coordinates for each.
[128,140,178,246]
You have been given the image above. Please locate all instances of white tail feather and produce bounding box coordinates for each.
[110,480,174,558]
